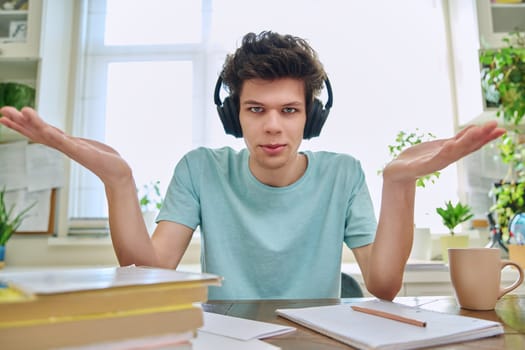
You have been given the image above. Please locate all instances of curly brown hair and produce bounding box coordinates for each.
[220,31,327,114]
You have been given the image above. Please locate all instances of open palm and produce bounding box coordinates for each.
[0,106,132,186]
[383,121,505,184]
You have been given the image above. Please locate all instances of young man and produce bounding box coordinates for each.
[0,32,504,300]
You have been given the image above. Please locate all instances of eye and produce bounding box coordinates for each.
[249,106,264,113]
[282,107,297,113]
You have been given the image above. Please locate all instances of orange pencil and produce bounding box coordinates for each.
[351,305,427,327]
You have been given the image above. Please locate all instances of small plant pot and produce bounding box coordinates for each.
[440,235,469,263]
[0,245,5,269]
[409,227,432,261]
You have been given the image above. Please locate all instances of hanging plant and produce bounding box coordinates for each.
[481,31,525,235]
[480,31,525,127]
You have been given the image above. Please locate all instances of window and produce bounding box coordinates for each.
[70,0,456,233]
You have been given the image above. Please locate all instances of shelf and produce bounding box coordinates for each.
[0,58,38,82]
[491,3,525,9]
[0,10,28,43]
[490,5,525,33]
[0,0,41,58]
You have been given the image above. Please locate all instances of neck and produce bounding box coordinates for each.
[249,153,307,187]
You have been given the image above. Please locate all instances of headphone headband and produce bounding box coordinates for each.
[322,78,333,110]
[213,76,225,107]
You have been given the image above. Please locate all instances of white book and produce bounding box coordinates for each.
[276,299,503,350]
[0,265,221,294]
[201,312,295,340]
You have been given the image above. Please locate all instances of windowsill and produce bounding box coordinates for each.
[48,236,113,246]
[47,234,202,247]
[45,234,202,265]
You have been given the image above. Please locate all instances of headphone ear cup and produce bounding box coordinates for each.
[225,97,242,137]
[304,99,326,139]
[217,101,230,134]
[219,96,242,137]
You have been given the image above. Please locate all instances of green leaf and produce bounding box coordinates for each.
[479,32,525,127]
[0,82,36,110]
[137,181,163,212]
[436,200,474,235]
[0,187,36,245]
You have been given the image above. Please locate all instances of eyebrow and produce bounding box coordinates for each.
[241,100,303,106]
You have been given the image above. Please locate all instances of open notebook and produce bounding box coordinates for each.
[276,299,503,350]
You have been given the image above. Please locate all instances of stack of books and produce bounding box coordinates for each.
[0,266,221,349]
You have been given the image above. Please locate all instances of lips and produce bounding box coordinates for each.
[261,144,286,155]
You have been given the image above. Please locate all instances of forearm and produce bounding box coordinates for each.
[56,137,160,265]
[105,179,160,267]
[359,121,505,299]
[366,176,416,300]
[0,107,160,265]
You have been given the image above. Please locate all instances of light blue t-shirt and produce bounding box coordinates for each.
[157,147,377,300]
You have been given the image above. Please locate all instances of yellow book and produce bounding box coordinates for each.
[0,266,221,323]
[0,304,202,350]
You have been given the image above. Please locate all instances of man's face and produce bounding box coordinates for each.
[239,78,307,179]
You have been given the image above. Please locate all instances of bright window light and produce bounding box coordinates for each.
[105,0,201,45]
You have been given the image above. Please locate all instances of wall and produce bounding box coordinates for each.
[5,233,202,267]
[5,236,118,266]
[4,1,467,268]
[3,1,121,268]
[4,1,364,268]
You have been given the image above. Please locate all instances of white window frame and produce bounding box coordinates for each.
[63,0,462,239]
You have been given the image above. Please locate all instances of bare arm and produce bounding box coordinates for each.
[354,121,506,300]
[0,106,190,268]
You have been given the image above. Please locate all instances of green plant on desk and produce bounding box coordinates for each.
[436,200,474,236]
[0,187,35,245]
[0,188,35,268]
[436,201,473,262]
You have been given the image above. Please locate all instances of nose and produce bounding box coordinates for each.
[263,109,282,134]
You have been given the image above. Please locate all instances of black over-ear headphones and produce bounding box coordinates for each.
[214,76,333,139]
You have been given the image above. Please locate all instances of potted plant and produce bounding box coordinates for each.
[0,82,36,142]
[436,200,474,263]
[480,31,525,237]
[436,200,475,236]
[380,129,440,261]
[0,187,35,268]
[137,180,163,235]
[0,82,36,110]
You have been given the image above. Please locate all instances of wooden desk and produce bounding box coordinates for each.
[204,295,525,349]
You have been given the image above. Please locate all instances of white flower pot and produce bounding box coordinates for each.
[409,227,432,261]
